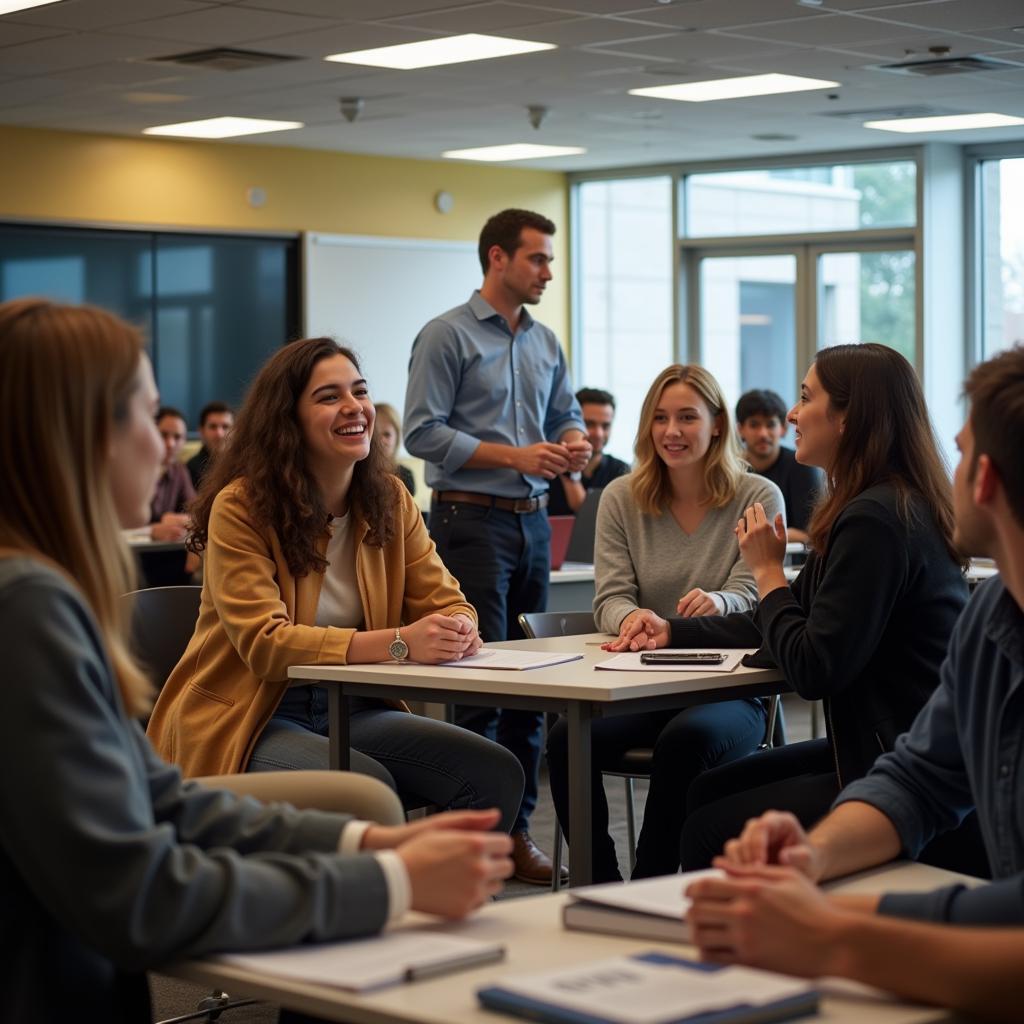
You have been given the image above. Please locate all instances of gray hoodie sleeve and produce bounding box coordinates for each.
[0,563,389,972]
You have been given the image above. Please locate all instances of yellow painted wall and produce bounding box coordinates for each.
[0,125,570,339]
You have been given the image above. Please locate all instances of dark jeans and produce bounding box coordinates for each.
[249,686,524,834]
[429,499,550,833]
[547,699,767,883]
[680,738,992,879]
[680,739,838,870]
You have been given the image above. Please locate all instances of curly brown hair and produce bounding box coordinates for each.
[188,338,397,575]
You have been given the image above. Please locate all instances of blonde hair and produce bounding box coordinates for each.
[0,298,153,716]
[374,402,403,449]
[631,364,747,515]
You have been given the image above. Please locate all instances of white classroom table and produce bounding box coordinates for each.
[122,528,187,554]
[290,635,786,887]
[164,860,974,1024]
[548,561,595,612]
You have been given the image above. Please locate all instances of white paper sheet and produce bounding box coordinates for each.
[434,649,584,671]
[568,870,723,919]
[595,651,744,673]
[216,931,503,992]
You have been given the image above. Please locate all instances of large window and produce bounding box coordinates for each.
[0,223,299,425]
[575,176,673,459]
[574,157,920,425]
[977,156,1024,359]
[685,160,916,237]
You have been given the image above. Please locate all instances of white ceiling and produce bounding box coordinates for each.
[1,0,1023,170]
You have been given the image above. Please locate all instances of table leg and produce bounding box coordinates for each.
[327,685,351,771]
[566,701,593,887]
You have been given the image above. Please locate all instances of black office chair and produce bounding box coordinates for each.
[519,609,651,891]
[120,585,202,697]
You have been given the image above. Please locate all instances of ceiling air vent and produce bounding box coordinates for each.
[149,48,299,72]
[818,105,950,120]
[872,55,1024,76]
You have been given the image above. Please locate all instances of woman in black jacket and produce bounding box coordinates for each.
[607,343,977,873]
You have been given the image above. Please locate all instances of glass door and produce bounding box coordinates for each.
[815,248,916,362]
[690,242,917,403]
[696,253,799,407]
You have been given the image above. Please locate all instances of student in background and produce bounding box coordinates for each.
[147,338,524,832]
[735,388,822,544]
[611,345,970,873]
[685,347,1024,1020]
[547,365,783,882]
[150,405,195,542]
[187,400,234,489]
[547,387,631,516]
[0,299,514,1023]
[375,402,416,496]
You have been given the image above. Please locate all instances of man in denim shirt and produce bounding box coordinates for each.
[681,346,1024,1017]
[405,209,590,885]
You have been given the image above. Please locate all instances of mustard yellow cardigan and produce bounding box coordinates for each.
[147,477,474,777]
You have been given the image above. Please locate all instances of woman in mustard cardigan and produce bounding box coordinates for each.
[147,338,523,829]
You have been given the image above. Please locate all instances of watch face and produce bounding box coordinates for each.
[388,638,409,661]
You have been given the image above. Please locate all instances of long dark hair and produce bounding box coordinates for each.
[807,343,958,563]
[188,338,398,575]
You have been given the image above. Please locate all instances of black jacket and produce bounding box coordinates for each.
[670,483,968,787]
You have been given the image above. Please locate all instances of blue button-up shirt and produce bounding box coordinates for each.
[403,291,584,499]
[836,575,1024,923]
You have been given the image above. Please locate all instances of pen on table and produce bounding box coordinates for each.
[403,946,505,982]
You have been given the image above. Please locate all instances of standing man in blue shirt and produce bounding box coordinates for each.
[405,209,590,885]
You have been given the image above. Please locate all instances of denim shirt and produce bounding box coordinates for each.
[836,575,1024,923]
[403,291,584,499]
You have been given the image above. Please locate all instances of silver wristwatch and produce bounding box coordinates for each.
[388,627,409,662]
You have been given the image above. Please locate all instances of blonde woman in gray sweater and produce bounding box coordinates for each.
[547,364,783,882]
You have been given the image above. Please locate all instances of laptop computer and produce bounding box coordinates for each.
[549,515,575,570]
[565,488,603,565]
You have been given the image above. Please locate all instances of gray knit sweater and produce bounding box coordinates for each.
[593,471,785,634]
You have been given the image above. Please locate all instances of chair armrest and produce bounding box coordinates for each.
[194,770,405,826]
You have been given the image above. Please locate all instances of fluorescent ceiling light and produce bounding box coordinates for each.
[863,112,1024,133]
[629,73,839,103]
[143,117,303,139]
[325,33,554,70]
[442,143,586,162]
[0,1,63,13]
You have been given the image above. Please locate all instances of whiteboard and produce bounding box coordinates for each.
[302,232,481,439]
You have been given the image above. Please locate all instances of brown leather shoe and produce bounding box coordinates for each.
[511,830,569,886]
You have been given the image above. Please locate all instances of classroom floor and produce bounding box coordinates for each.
[150,695,816,1022]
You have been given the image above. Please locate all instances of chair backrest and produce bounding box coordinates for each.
[120,585,202,692]
[518,610,596,639]
[565,487,603,564]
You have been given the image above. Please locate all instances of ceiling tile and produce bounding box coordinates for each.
[0,32,189,76]
[0,21,66,48]
[587,32,805,62]
[0,0,210,30]
[233,0,482,16]
[506,17,680,48]
[610,0,827,31]
[383,2,572,32]
[851,0,1024,32]
[245,23,440,59]
[715,14,904,47]
[115,6,341,45]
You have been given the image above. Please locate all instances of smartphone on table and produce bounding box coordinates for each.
[639,651,726,665]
